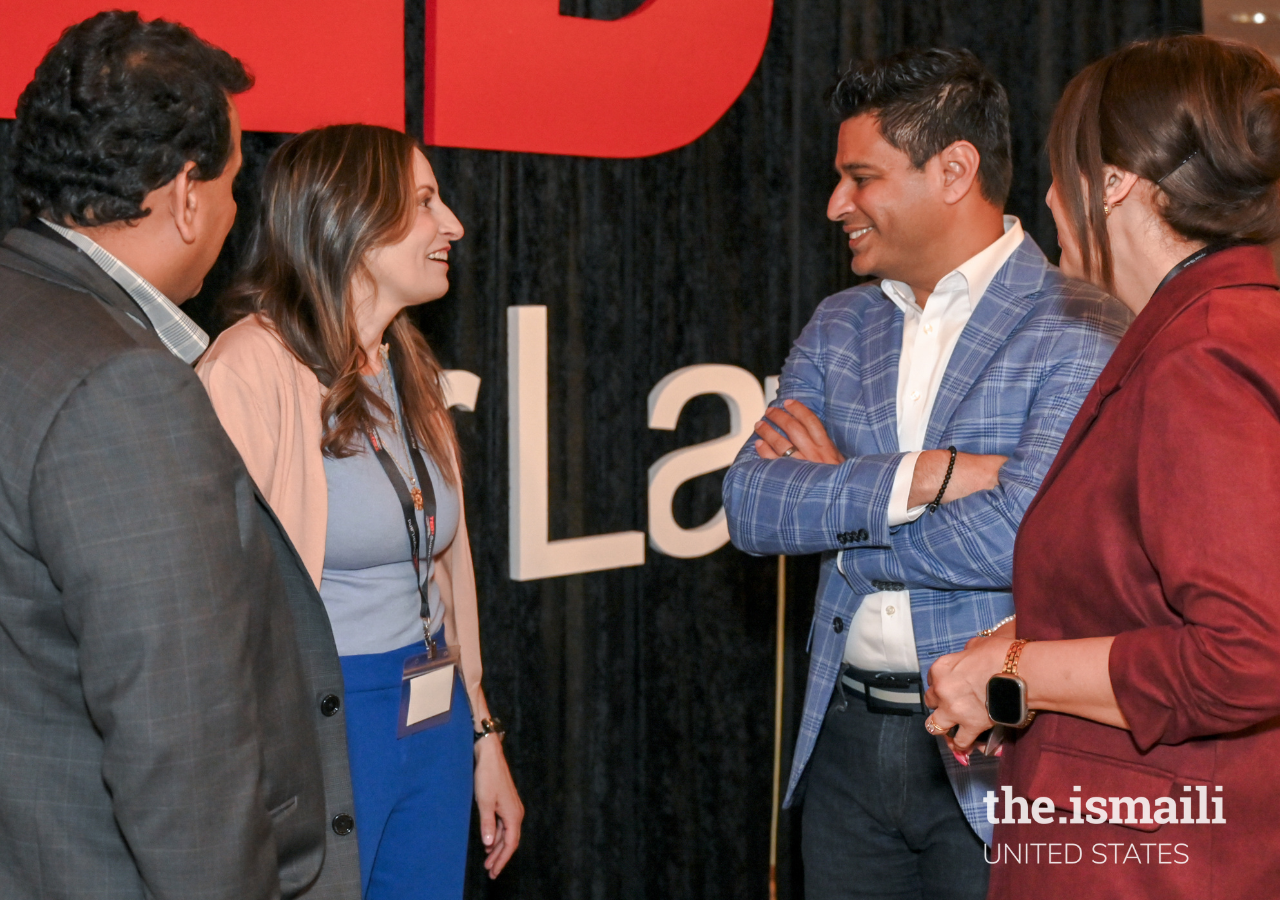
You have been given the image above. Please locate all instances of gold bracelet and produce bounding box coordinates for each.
[1001,638,1037,726]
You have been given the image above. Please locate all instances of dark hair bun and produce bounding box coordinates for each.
[1103,37,1280,245]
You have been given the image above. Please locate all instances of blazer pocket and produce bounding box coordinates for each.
[1028,745,1175,833]
[268,795,299,822]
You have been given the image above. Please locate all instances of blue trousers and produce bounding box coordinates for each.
[340,642,474,900]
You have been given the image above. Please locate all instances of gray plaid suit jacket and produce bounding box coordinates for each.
[724,235,1130,841]
[0,224,360,900]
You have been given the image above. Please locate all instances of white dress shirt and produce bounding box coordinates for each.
[841,216,1024,671]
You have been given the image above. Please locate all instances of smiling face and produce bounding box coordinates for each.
[363,148,464,313]
[827,114,947,292]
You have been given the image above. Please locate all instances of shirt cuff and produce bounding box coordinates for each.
[887,451,927,527]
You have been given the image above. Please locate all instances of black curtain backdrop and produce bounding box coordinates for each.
[0,1,1201,897]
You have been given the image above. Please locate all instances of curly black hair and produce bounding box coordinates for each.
[13,10,253,226]
[831,48,1012,207]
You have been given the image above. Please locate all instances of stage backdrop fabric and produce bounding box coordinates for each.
[0,1,1201,896]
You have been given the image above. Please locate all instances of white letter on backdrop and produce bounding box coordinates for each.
[763,375,779,405]
[508,306,646,580]
[441,370,481,411]
[647,365,765,558]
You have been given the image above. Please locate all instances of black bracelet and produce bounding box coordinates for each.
[927,446,958,514]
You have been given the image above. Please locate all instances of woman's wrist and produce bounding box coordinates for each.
[978,635,1019,678]
[474,731,506,762]
[1011,637,1128,729]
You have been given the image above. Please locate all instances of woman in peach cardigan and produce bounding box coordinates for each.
[197,125,521,898]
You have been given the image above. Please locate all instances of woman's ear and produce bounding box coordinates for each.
[1101,165,1140,211]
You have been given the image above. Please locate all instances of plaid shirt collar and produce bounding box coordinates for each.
[40,220,209,364]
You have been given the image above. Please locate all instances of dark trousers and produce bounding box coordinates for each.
[801,680,989,900]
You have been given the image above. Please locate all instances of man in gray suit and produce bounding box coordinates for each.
[0,13,360,899]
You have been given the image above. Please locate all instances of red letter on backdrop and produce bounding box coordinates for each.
[426,0,774,157]
[0,1,403,132]
[1,1,773,158]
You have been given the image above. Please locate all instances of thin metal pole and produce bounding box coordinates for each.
[769,554,787,899]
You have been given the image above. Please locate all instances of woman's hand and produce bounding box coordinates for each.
[924,633,1013,756]
[926,630,1130,757]
[473,736,523,878]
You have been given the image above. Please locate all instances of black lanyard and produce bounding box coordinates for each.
[366,372,439,656]
[1153,242,1234,297]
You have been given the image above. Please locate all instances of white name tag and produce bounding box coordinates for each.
[397,645,457,738]
[406,663,454,725]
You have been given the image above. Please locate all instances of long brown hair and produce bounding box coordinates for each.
[227,124,458,482]
[1048,35,1280,289]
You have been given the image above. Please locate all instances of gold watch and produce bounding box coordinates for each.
[985,638,1038,728]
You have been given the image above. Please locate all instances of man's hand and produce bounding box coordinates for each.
[907,449,1007,508]
[753,399,846,464]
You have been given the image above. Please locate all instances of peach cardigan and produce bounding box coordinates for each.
[196,315,488,723]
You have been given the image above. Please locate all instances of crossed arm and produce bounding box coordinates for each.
[722,303,1016,561]
[763,399,1129,754]
[753,398,1005,509]
[724,299,1110,579]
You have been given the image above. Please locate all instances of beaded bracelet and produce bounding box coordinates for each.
[978,614,1016,637]
[927,446,958,514]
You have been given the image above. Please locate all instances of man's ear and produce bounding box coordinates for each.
[938,140,983,205]
[167,161,200,245]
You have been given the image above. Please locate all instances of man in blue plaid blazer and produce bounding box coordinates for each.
[724,50,1128,899]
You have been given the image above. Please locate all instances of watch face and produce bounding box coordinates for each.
[987,675,1027,726]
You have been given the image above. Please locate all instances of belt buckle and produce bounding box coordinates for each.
[861,670,925,716]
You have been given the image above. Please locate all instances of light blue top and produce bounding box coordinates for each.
[319,385,459,657]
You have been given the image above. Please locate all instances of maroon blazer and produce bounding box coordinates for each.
[988,246,1280,899]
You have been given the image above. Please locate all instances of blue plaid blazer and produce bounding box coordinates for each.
[723,236,1129,841]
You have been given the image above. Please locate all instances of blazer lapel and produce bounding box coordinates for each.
[859,287,903,454]
[923,236,1046,448]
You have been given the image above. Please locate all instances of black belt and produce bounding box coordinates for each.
[840,665,927,716]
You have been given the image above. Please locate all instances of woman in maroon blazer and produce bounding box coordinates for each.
[923,35,1280,897]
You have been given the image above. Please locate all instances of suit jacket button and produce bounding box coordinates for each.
[332,814,355,836]
[320,694,341,717]
[833,616,844,634]
[858,529,869,541]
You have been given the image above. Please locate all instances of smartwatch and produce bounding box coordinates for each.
[985,638,1038,728]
